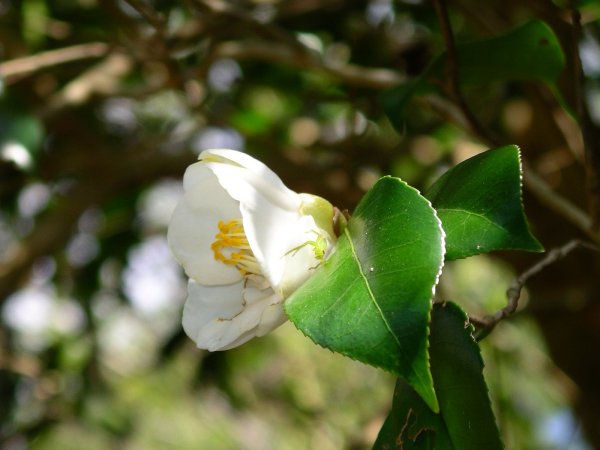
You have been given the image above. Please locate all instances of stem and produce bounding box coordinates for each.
[473,240,599,340]
[432,0,498,145]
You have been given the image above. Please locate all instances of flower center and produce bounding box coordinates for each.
[211,219,261,275]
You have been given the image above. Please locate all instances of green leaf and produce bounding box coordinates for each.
[373,377,454,450]
[373,302,503,450]
[383,20,565,126]
[429,302,504,450]
[0,100,44,171]
[425,145,543,260]
[286,176,445,412]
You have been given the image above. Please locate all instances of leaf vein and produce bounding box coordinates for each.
[439,207,509,233]
[344,228,403,350]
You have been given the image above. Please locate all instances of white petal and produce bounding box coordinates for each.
[182,279,285,351]
[199,157,319,293]
[204,156,301,213]
[167,163,242,285]
[255,302,287,337]
[244,203,323,297]
[182,280,243,339]
[200,149,295,202]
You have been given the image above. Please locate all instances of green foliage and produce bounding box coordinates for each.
[383,20,566,128]
[425,145,543,260]
[2,1,595,448]
[286,176,445,413]
[373,302,503,450]
[429,302,503,450]
[0,99,44,170]
[288,145,541,410]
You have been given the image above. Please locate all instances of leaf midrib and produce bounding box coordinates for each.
[437,207,508,233]
[344,228,401,348]
[344,226,434,402]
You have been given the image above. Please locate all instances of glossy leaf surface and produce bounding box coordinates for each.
[425,145,543,260]
[286,176,445,412]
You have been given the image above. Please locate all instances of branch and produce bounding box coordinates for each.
[212,40,404,89]
[522,160,597,240]
[423,93,598,240]
[190,0,404,89]
[0,43,110,84]
[473,239,600,340]
[40,52,133,116]
[123,0,166,31]
[570,5,600,232]
[432,0,498,145]
[431,0,596,239]
[0,145,193,305]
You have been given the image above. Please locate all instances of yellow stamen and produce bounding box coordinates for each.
[211,219,261,276]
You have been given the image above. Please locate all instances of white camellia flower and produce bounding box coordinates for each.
[168,149,338,351]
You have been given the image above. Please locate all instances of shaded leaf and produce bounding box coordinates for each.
[286,176,445,412]
[373,302,503,450]
[429,302,504,450]
[383,20,565,127]
[373,377,454,450]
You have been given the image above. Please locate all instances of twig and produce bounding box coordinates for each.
[522,161,597,240]
[473,239,599,340]
[0,42,110,83]
[191,0,404,89]
[191,0,307,53]
[432,0,499,145]
[40,52,133,116]
[123,0,166,31]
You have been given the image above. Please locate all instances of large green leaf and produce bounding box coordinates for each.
[285,176,445,412]
[429,302,503,450]
[425,145,543,260]
[383,20,565,126]
[373,302,503,450]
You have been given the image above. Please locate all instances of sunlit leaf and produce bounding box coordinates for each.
[286,176,445,412]
[425,145,543,260]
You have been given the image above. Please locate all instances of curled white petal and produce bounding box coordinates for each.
[182,280,285,351]
[200,149,298,208]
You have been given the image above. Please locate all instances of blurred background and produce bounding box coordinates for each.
[1,0,600,448]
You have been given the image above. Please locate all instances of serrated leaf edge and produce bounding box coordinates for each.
[436,145,543,260]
